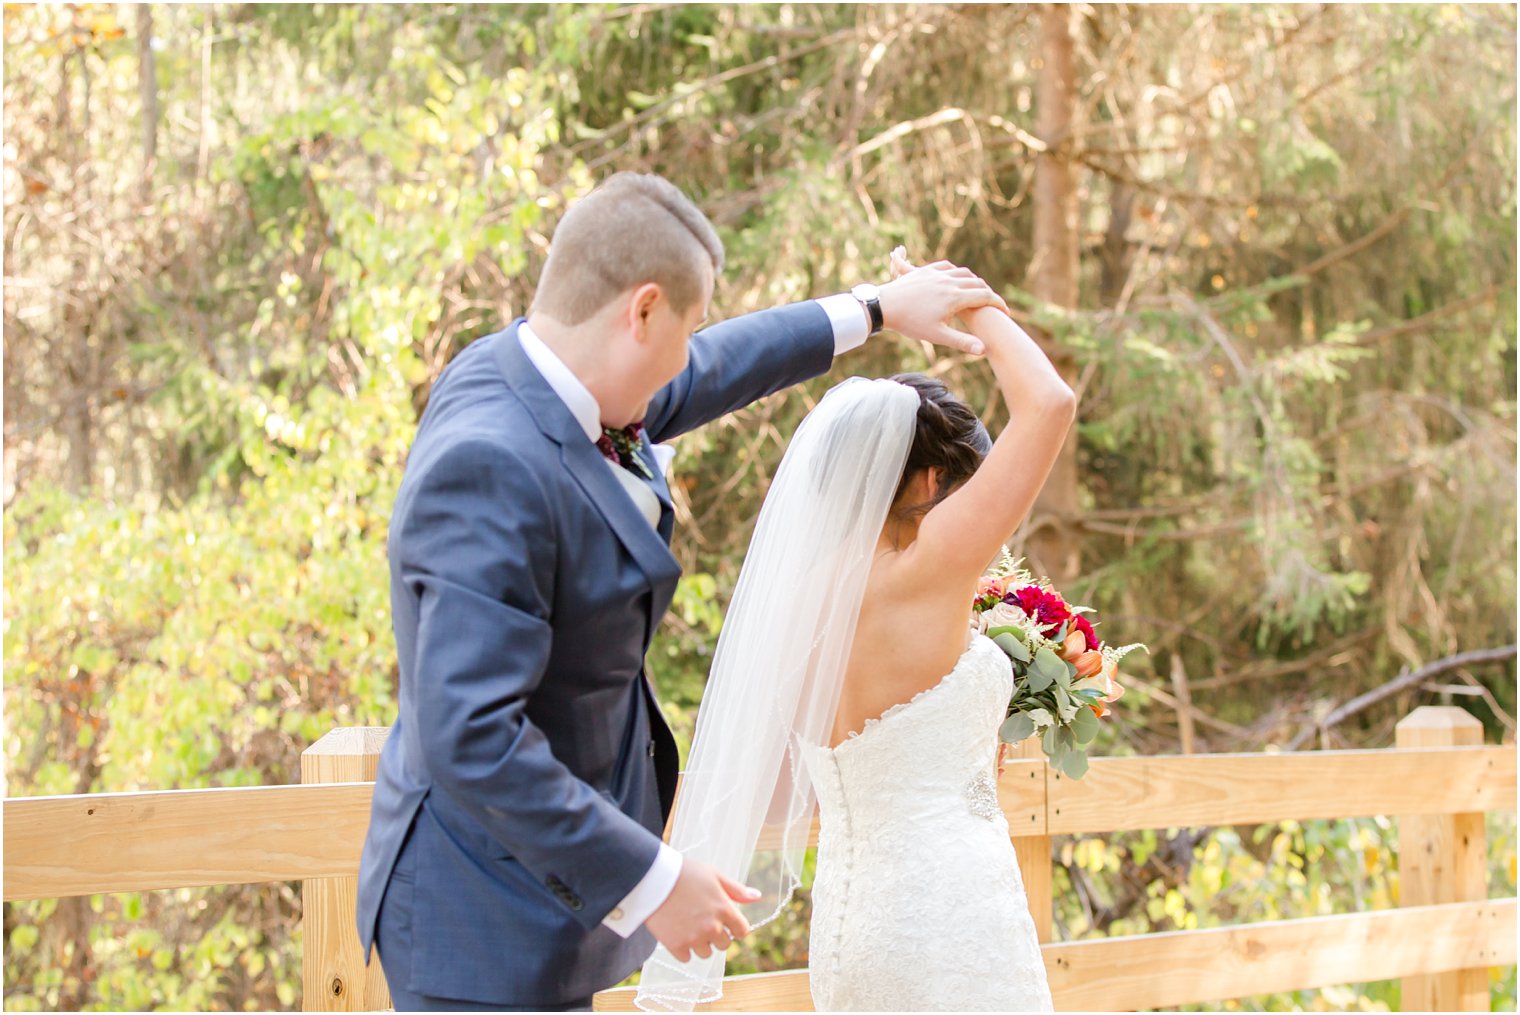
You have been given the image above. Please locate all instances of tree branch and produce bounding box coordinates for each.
[1286,644,1518,749]
[1350,285,1500,348]
[571,27,859,167]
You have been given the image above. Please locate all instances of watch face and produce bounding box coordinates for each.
[852,283,880,301]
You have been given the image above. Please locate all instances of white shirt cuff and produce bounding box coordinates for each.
[650,442,677,477]
[816,293,870,355]
[602,841,683,938]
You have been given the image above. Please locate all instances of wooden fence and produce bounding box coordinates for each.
[3,706,1515,1012]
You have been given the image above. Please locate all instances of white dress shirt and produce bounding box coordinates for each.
[516,296,869,936]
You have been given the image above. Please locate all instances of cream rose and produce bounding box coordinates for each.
[976,600,1029,636]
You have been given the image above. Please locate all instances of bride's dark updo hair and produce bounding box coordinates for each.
[891,372,992,520]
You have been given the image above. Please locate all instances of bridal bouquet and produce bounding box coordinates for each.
[973,551,1145,778]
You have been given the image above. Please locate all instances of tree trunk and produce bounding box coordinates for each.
[1025,2,1082,587]
[1099,182,1135,306]
[63,360,95,494]
[136,4,159,190]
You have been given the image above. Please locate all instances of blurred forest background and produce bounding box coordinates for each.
[3,3,1516,1011]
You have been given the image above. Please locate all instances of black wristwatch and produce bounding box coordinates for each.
[851,283,884,337]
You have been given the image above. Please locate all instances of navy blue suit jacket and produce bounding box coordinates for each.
[356,304,836,1004]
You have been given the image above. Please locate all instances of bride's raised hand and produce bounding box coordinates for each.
[877,248,1007,357]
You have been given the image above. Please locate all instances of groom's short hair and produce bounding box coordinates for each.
[533,172,724,325]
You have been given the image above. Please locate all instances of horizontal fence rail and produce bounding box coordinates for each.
[592,899,1519,1012]
[1046,744,1517,833]
[6,745,1511,902]
[3,782,373,901]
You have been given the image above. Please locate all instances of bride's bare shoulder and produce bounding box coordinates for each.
[870,538,971,603]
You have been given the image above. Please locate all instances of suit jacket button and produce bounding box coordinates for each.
[568,895,584,911]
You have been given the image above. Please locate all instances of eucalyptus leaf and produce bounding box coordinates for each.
[1051,685,1077,721]
[987,624,1028,643]
[993,632,1032,663]
[999,712,1036,743]
[1059,749,1090,779]
[1031,647,1067,689]
[1069,705,1099,744]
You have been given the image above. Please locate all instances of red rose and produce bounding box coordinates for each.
[1009,585,1044,618]
[1073,614,1101,651]
[1009,585,1072,636]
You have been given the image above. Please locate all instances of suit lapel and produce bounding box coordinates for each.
[492,321,681,592]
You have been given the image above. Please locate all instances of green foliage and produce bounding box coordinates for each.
[5,4,589,1008]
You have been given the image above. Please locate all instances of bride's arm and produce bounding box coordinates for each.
[901,300,1076,585]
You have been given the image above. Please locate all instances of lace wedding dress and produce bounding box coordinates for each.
[801,633,1054,1012]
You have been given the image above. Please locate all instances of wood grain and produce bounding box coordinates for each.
[1047,745,1515,834]
[1006,740,1053,941]
[300,728,390,1013]
[1396,707,1490,1011]
[3,781,374,901]
[7,746,1510,901]
[1045,898,1516,1011]
[592,899,1517,1012]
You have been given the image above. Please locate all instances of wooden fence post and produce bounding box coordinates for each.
[301,727,392,1013]
[1007,737,1054,942]
[1395,706,1488,1011]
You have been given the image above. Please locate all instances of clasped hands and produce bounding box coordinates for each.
[877,247,1009,356]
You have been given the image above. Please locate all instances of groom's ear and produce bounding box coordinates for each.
[628,282,663,340]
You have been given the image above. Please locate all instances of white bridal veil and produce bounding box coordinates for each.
[635,377,920,1012]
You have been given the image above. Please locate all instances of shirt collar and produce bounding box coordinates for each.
[517,320,603,444]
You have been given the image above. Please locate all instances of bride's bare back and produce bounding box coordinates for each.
[830,544,980,748]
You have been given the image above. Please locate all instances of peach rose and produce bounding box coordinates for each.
[1073,650,1104,679]
[1060,629,1089,660]
[978,575,1012,599]
[1075,657,1125,703]
[1102,658,1125,703]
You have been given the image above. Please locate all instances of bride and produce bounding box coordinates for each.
[635,249,1075,1012]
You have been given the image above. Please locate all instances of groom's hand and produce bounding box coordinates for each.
[877,258,1010,356]
[644,857,760,962]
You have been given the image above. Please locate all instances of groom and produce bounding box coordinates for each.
[356,172,1005,1010]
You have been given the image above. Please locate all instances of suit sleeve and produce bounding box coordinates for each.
[396,437,663,929]
[643,301,837,443]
